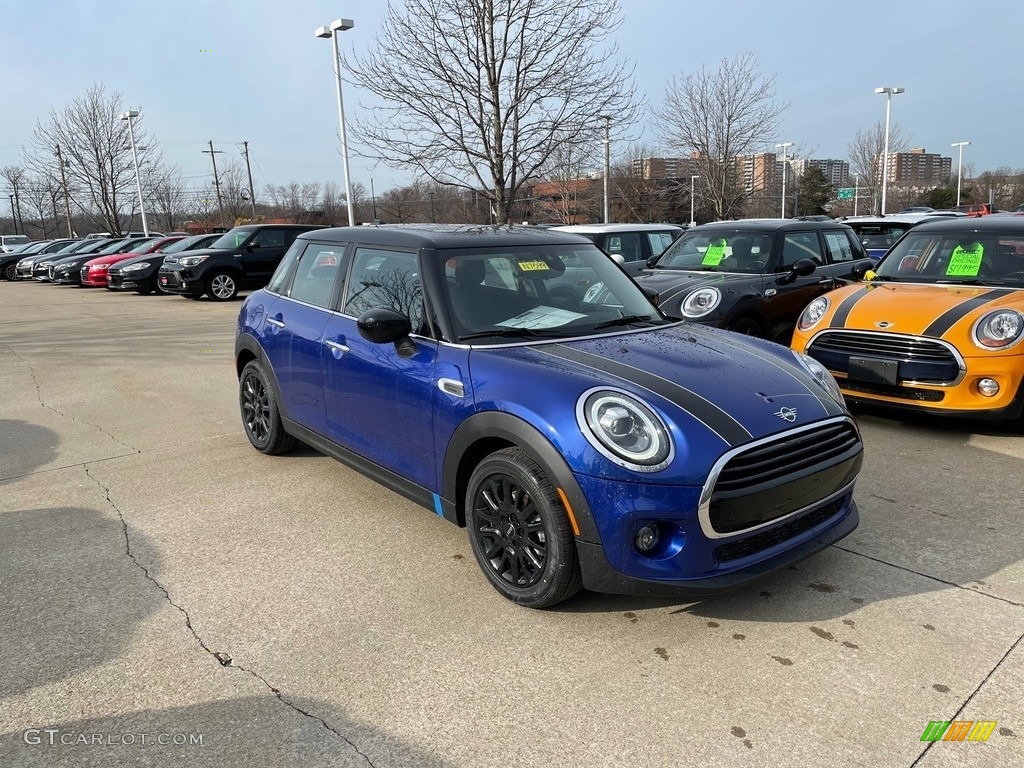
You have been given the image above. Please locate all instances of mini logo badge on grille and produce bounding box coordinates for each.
[774,407,797,422]
[875,320,894,329]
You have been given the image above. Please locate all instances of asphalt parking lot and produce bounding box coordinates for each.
[1,280,1023,768]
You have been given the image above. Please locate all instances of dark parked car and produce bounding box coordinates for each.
[159,224,325,300]
[30,239,115,280]
[624,219,873,343]
[49,238,151,284]
[3,239,79,279]
[234,224,863,607]
[108,233,220,294]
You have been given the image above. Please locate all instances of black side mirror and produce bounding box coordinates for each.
[357,308,416,356]
[640,285,661,307]
[246,242,261,251]
[777,258,817,285]
[646,254,660,268]
[851,260,873,279]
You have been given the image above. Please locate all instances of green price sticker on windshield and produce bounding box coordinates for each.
[946,243,984,276]
[702,239,727,266]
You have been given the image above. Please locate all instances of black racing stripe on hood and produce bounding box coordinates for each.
[542,344,752,447]
[829,286,870,327]
[922,289,1009,338]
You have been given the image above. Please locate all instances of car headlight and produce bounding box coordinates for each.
[178,255,209,267]
[576,388,672,472]
[680,287,721,318]
[973,310,1024,350]
[792,351,844,405]
[798,296,830,331]
[39,260,53,267]
[122,262,150,272]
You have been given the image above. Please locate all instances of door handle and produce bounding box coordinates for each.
[266,317,285,329]
[818,278,834,286]
[325,339,350,356]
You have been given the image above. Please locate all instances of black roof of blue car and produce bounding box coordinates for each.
[296,224,593,249]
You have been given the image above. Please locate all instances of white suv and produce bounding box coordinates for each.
[1,234,31,253]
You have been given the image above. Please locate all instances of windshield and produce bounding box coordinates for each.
[160,236,204,254]
[437,243,668,343]
[655,230,774,273]
[874,231,1024,286]
[846,222,913,251]
[52,241,84,254]
[210,228,255,249]
[21,242,51,255]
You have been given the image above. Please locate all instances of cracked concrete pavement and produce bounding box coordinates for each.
[1,281,1022,767]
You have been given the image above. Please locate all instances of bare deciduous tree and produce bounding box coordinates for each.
[147,166,188,232]
[653,52,787,221]
[25,84,158,235]
[846,120,910,213]
[347,0,637,224]
[1,165,27,232]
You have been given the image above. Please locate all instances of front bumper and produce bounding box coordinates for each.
[80,268,109,287]
[157,267,200,295]
[569,471,859,596]
[107,270,150,290]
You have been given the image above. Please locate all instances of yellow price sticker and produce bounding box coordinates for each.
[946,243,984,276]
[864,269,876,281]
[518,260,548,271]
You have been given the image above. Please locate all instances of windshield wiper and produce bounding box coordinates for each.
[936,278,1004,286]
[592,314,658,331]
[458,327,563,342]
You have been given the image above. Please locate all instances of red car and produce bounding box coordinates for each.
[81,236,184,287]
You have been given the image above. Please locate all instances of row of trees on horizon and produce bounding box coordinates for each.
[4,1,1023,239]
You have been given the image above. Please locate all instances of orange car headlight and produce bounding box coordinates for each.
[972,310,1024,350]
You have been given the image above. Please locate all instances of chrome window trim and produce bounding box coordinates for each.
[807,328,967,387]
[697,415,859,540]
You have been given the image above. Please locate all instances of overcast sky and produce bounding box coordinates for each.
[2,0,1022,197]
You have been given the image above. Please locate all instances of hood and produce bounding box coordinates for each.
[634,268,761,307]
[484,324,846,451]
[822,282,1022,338]
[164,246,230,262]
[112,253,165,269]
[86,253,139,266]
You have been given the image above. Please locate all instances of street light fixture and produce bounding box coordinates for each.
[315,18,356,227]
[874,86,905,215]
[120,109,149,236]
[689,175,700,227]
[951,141,970,206]
[775,142,793,218]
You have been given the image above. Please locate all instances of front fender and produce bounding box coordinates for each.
[443,410,602,544]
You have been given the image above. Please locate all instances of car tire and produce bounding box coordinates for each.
[2,263,16,281]
[239,361,295,455]
[134,286,153,295]
[206,271,239,301]
[465,447,582,608]
[728,316,765,338]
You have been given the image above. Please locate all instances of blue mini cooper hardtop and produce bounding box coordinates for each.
[235,225,863,607]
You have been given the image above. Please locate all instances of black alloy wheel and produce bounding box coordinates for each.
[465,448,581,608]
[239,361,295,455]
[728,316,764,338]
[2,263,16,281]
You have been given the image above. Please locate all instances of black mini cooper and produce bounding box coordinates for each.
[627,219,874,343]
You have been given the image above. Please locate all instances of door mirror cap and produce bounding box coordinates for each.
[851,260,873,279]
[640,285,661,307]
[777,258,817,285]
[357,307,412,345]
[609,253,626,267]
[246,242,261,251]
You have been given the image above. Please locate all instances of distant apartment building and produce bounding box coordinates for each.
[735,152,779,194]
[790,158,850,187]
[876,148,952,185]
[631,156,697,179]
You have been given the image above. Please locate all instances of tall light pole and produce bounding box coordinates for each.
[689,175,700,227]
[775,142,793,218]
[951,140,970,206]
[119,110,149,236]
[875,86,905,215]
[315,19,356,227]
[602,116,611,224]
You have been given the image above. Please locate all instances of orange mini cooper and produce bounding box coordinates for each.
[791,216,1024,431]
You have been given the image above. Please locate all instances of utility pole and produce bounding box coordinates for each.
[202,141,225,228]
[429,191,435,223]
[8,195,17,234]
[603,116,611,224]
[54,145,74,237]
[9,178,24,235]
[370,178,378,223]
[241,141,257,219]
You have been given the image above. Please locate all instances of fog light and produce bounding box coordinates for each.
[977,378,1000,397]
[635,524,660,553]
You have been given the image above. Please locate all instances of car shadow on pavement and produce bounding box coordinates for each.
[0,506,161,698]
[0,695,459,768]
[0,420,60,484]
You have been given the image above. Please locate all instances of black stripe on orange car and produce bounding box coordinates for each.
[922,289,1009,338]
[829,286,871,327]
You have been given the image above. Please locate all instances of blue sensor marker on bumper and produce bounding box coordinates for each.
[432,493,444,517]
